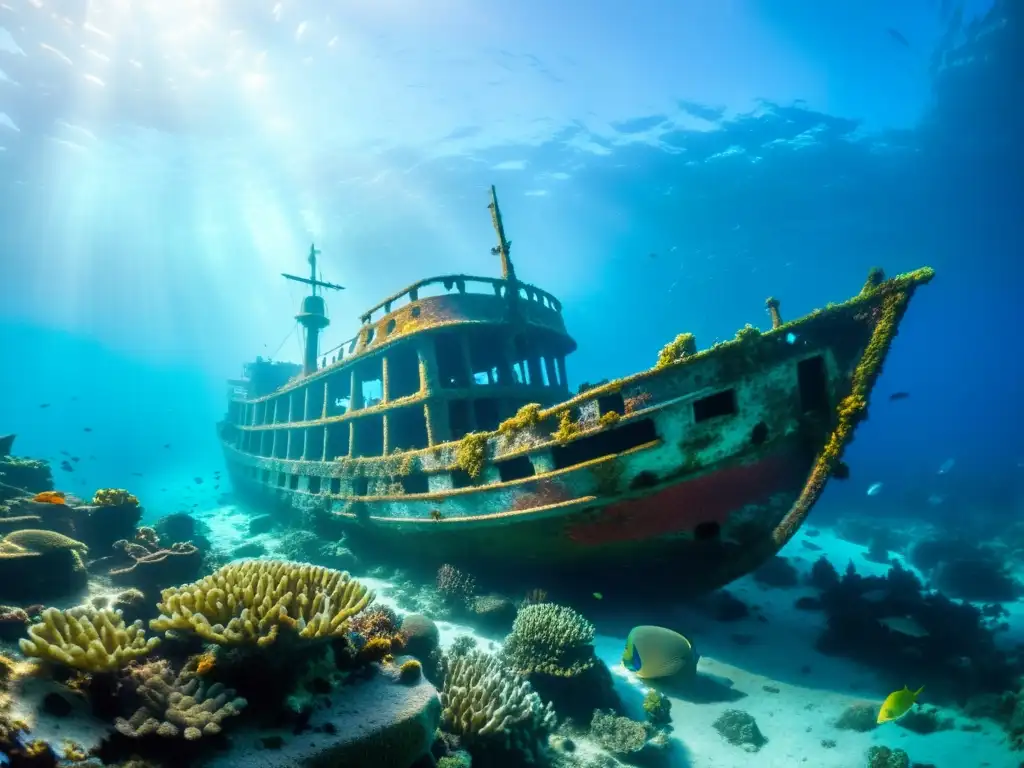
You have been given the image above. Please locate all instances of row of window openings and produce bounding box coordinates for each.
[240,342,565,428]
[235,355,830,489]
[240,380,749,492]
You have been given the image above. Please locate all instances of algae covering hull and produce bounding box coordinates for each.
[220,268,933,596]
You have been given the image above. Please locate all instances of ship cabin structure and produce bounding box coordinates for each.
[220,187,576,499]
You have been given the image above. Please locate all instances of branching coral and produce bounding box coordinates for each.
[149,559,373,647]
[19,606,160,672]
[115,658,246,741]
[440,650,555,739]
[437,564,477,601]
[92,489,140,507]
[501,603,596,677]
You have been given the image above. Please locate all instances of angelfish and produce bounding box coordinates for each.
[622,625,698,680]
[877,685,924,724]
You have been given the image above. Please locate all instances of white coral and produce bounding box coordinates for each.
[441,650,555,740]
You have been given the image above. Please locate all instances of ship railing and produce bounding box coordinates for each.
[357,274,563,326]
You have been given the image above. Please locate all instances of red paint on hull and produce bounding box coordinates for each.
[566,450,804,547]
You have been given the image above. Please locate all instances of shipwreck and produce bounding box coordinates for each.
[218,186,934,596]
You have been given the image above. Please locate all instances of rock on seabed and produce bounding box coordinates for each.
[201,665,441,768]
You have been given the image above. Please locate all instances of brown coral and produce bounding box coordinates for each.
[92,488,140,507]
[1,529,87,555]
[115,658,246,740]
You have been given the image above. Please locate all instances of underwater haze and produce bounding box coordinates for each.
[2,1,1024,767]
[1,0,1021,509]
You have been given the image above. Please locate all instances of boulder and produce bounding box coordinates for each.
[201,665,440,768]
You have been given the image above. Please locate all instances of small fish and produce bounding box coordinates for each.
[83,427,92,432]
[877,685,924,724]
[623,625,698,680]
[879,616,929,638]
[60,450,71,457]
[867,482,884,496]
[888,391,910,401]
[593,592,603,600]
[194,477,204,484]
[39,403,50,408]
[60,460,74,472]
[938,458,955,475]
[163,443,171,449]
[886,28,910,48]
[801,540,822,551]
[131,472,144,477]
[71,456,80,463]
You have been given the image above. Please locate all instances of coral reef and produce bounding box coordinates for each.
[115,658,246,740]
[440,649,555,762]
[809,558,1019,701]
[98,529,204,600]
[436,563,477,603]
[400,613,440,659]
[752,555,799,588]
[589,710,656,757]
[501,603,596,678]
[642,690,672,726]
[866,745,910,767]
[501,603,620,722]
[712,709,767,752]
[834,702,878,732]
[908,536,1023,602]
[2,529,87,556]
[150,560,373,647]
[92,489,140,508]
[19,606,160,672]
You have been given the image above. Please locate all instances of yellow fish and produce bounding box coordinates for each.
[622,625,698,680]
[877,685,924,723]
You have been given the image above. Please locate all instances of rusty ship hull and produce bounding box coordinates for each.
[220,262,933,596]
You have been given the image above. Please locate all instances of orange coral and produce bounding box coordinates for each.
[195,652,216,676]
[32,491,66,505]
[356,636,394,664]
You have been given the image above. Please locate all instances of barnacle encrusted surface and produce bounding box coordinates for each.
[501,603,596,677]
[440,650,555,739]
[19,606,160,672]
[150,559,374,647]
[115,659,246,741]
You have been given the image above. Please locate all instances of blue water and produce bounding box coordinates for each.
[0,2,1022,765]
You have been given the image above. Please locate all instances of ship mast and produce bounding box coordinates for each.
[282,244,345,376]
[487,185,516,281]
